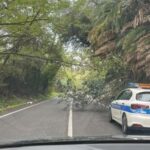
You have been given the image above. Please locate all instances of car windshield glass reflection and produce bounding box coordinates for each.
[0,0,150,144]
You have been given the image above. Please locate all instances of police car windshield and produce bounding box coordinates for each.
[136,92,150,102]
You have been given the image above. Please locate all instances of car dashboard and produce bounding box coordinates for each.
[1,143,150,150]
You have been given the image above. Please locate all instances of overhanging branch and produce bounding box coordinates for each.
[0,52,98,70]
[0,52,82,67]
[0,18,49,26]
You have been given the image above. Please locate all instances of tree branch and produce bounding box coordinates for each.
[0,52,81,66]
[0,18,49,26]
[29,9,41,26]
[0,34,20,38]
[0,52,98,70]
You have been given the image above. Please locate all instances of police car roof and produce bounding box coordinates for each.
[127,88,150,93]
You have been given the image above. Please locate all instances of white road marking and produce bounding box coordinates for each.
[0,100,48,119]
[68,100,73,137]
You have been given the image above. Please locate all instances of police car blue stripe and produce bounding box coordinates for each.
[111,104,150,114]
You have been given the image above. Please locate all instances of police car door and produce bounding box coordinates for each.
[111,91,124,121]
[116,89,132,122]
[111,91,125,122]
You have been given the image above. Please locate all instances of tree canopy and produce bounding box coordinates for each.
[0,0,149,98]
[0,0,69,96]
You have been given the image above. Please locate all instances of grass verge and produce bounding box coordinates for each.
[0,95,48,114]
[0,91,63,114]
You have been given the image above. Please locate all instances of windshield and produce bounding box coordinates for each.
[136,92,150,102]
[0,0,150,145]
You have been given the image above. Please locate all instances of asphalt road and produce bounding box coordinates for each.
[0,99,122,143]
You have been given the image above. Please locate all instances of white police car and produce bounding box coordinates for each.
[109,83,150,134]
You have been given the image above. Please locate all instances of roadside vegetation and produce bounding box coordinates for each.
[53,0,150,100]
[0,0,149,112]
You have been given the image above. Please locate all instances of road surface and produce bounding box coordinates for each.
[0,99,143,143]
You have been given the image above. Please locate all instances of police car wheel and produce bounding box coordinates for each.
[109,108,113,122]
[122,114,129,134]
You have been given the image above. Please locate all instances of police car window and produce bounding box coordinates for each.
[117,90,132,100]
[116,91,124,99]
[136,92,150,102]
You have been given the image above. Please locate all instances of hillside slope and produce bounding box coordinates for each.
[88,0,150,82]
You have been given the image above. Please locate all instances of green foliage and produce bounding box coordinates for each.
[122,26,149,52]
[88,0,150,83]
[0,0,67,97]
[0,0,149,101]
[51,0,92,46]
[83,79,104,98]
[0,97,26,113]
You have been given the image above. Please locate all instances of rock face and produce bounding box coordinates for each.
[88,0,150,82]
[125,34,150,81]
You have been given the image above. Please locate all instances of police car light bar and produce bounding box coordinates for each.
[128,83,150,89]
[139,83,150,89]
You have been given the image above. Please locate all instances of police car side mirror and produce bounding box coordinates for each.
[110,96,115,101]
